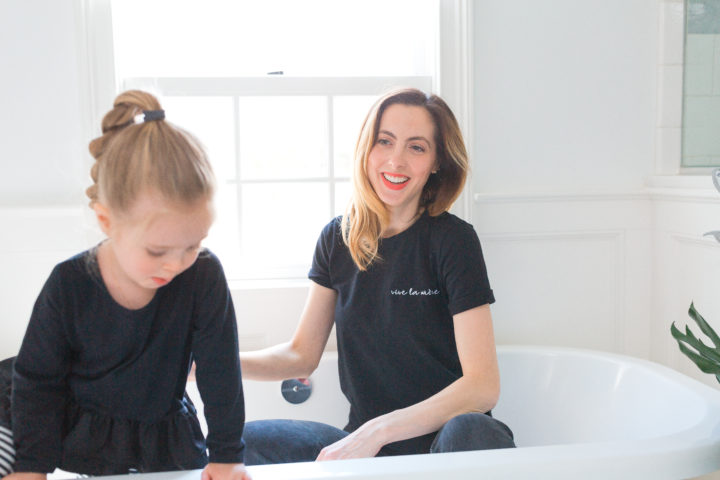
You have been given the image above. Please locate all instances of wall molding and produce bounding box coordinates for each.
[474,188,720,204]
[474,191,650,204]
[479,228,626,243]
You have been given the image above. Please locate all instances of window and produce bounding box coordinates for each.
[682,0,720,168]
[86,0,466,281]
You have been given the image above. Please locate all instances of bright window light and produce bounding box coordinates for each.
[111,0,437,78]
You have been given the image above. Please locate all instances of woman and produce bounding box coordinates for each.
[241,87,515,463]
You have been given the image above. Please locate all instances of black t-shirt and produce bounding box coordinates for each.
[309,211,495,455]
[12,249,245,472]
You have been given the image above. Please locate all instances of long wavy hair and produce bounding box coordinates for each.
[86,90,214,214]
[341,88,469,271]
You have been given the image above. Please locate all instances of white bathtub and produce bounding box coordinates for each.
[180,345,720,479]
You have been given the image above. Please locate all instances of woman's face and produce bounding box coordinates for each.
[366,103,438,219]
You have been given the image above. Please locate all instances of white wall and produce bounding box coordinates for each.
[470,7,720,476]
[0,0,89,206]
[475,194,654,357]
[468,0,720,393]
[0,208,93,359]
[471,0,658,194]
[0,1,96,358]
[470,0,659,360]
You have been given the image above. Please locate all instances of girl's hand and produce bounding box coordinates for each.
[316,422,385,461]
[2,474,47,480]
[200,463,251,480]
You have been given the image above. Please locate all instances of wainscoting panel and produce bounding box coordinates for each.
[482,231,625,351]
[473,193,653,357]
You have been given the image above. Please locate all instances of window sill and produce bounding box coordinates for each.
[228,277,311,292]
[646,174,715,190]
[646,175,720,202]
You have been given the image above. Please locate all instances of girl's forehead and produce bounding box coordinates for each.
[121,192,213,234]
[127,191,210,216]
[138,204,213,246]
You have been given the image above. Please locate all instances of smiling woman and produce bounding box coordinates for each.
[237,87,514,465]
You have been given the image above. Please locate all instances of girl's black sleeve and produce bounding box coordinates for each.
[191,254,245,463]
[12,267,72,473]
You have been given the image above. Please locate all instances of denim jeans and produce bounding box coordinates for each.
[243,413,515,465]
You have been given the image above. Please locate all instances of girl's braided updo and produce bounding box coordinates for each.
[87,90,214,214]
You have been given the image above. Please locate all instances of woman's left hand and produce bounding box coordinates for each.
[316,422,385,461]
[200,462,251,480]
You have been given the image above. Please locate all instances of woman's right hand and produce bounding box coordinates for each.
[316,417,387,461]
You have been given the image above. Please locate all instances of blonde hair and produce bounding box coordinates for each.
[342,88,469,271]
[86,90,214,214]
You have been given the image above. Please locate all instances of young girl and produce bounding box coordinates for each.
[9,90,250,480]
[240,88,515,463]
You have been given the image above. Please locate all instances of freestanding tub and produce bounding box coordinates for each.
[179,346,720,479]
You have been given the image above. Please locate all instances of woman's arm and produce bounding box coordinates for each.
[240,281,337,381]
[317,304,499,460]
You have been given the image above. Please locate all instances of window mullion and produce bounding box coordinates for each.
[234,95,243,258]
[327,95,335,219]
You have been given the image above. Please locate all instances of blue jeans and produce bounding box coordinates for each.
[243,413,515,465]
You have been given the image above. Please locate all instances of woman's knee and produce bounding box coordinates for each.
[243,419,347,465]
[430,413,515,453]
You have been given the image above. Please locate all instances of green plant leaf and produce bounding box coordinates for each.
[671,322,688,342]
[671,323,695,350]
[671,319,720,374]
[677,321,720,362]
[682,326,720,363]
[688,302,720,349]
[671,305,720,382]
[676,341,720,375]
